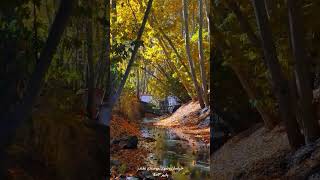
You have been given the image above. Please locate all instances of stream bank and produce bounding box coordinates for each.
[140,117,210,180]
[110,100,210,179]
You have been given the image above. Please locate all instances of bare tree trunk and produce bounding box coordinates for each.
[82,40,87,87]
[198,0,209,106]
[111,0,117,23]
[33,0,39,62]
[203,0,210,43]
[264,0,271,19]
[183,0,205,108]
[86,0,95,120]
[136,67,140,98]
[287,0,320,143]
[191,2,196,34]
[102,1,111,178]
[98,0,153,126]
[103,0,112,101]
[252,0,305,149]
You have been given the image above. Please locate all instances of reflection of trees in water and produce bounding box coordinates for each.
[149,127,210,179]
[154,128,166,165]
[154,131,192,168]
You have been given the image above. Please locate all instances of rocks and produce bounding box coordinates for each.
[124,136,138,149]
[198,116,210,128]
[200,106,209,115]
[112,135,139,149]
[111,138,121,145]
[289,143,315,167]
[169,105,181,114]
[136,170,155,179]
[112,170,159,180]
[210,113,232,152]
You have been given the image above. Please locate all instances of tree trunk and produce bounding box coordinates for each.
[157,37,193,97]
[252,0,305,149]
[136,67,140,98]
[86,3,95,120]
[287,0,320,143]
[111,0,117,23]
[209,5,279,129]
[0,0,75,177]
[183,0,205,108]
[149,15,193,81]
[198,0,209,107]
[98,0,153,126]
[33,0,39,62]
[203,0,210,43]
[231,63,277,129]
[92,1,112,178]
[103,0,112,101]
[45,0,53,26]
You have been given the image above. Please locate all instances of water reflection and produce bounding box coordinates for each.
[141,119,210,180]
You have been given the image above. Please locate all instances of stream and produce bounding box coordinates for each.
[141,117,210,180]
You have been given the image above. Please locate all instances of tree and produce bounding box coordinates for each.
[98,0,154,126]
[287,0,320,143]
[86,0,95,120]
[198,0,209,106]
[103,0,112,104]
[182,0,205,108]
[252,0,305,149]
[208,0,277,130]
[226,1,261,48]
[0,0,76,177]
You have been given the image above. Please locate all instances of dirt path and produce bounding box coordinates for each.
[211,125,290,179]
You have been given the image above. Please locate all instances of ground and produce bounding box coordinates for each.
[210,124,290,179]
[211,121,320,179]
[110,114,150,177]
[154,101,210,144]
[110,101,211,178]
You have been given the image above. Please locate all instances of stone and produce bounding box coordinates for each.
[136,170,155,180]
[111,159,121,166]
[200,106,209,115]
[126,177,140,180]
[124,136,138,149]
[112,136,139,149]
[198,116,210,128]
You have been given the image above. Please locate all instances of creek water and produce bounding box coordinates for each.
[141,118,210,180]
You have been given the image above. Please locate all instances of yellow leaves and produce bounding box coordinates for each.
[113,0,209,99]
[172,72,178,78]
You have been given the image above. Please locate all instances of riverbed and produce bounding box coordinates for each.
[141,117,210,179]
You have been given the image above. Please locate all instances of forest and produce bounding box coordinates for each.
[0,0,320,179]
